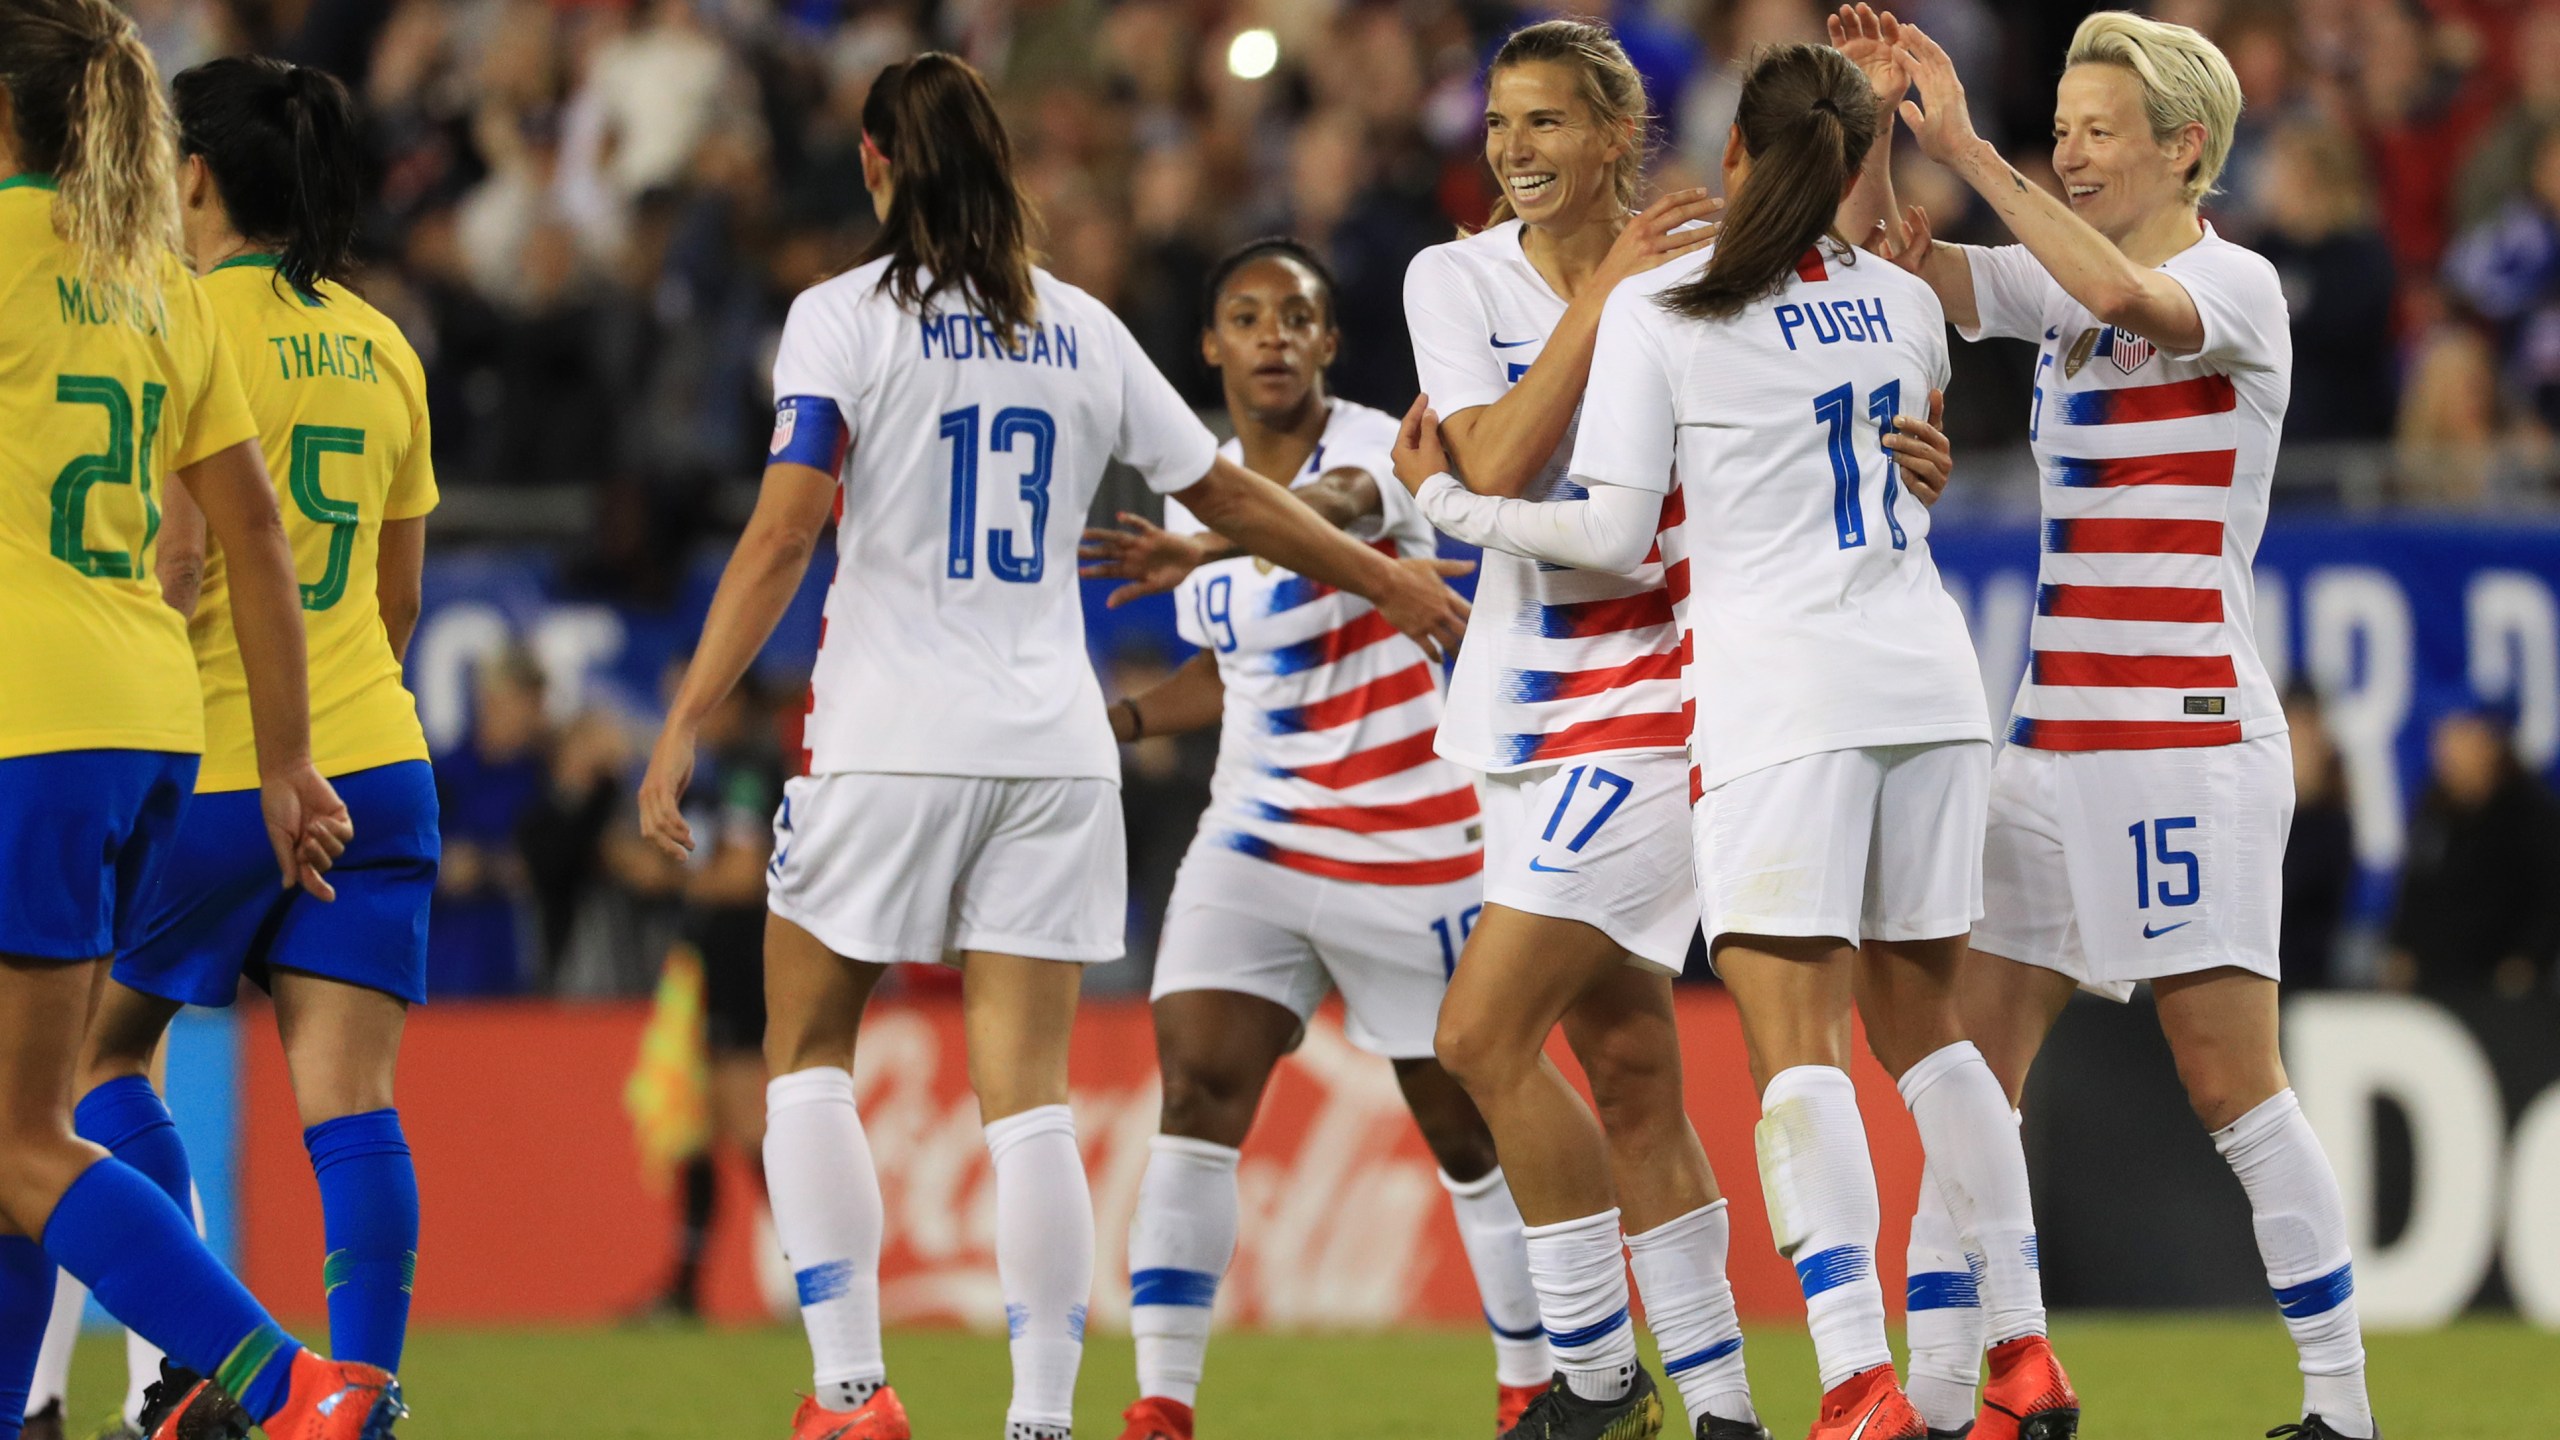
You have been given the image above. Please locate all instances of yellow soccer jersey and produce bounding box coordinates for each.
[191,255,437,792]
[0,175,258,760]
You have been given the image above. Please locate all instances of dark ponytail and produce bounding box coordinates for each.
[173,56,366,295]
[1661,44,1875,322]
[857,52,1040,336]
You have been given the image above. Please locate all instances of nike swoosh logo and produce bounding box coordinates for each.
[1526,857,1578,873]
[2044,326,2060,340]
[2143,921,2191,939]
[1847,1396,1886,1440]
[1490,334,1538,348]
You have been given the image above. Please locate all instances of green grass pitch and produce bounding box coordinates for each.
[64,1317,2543,1438]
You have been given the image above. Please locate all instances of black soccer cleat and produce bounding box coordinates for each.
[1500,1367,1664,1440]
[2267,1418,2381,1440]
[1928,1428,1975,1440]
[134,1361,250,1440]
[1696,1410,1771,1440]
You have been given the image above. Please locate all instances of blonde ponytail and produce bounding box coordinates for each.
[0,0,181,289]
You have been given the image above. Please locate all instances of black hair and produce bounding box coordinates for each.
[1199,236,1339,330]
[1659,44,1876,321]
[172,56,366,295]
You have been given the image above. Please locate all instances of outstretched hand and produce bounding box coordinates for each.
[1079,513,1209,608]
[1596,188,1724,292]
[1876,201,1936,276]
[1828,4,1910,106]
[1894,24,1982,170]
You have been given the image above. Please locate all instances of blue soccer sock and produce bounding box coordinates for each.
[73,1075,197,1209]
[0,1236,56,1440]
[40,1158,303,1423]
[305,1110,419,1372]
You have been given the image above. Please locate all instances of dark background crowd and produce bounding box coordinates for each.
[114,0,2560,1003]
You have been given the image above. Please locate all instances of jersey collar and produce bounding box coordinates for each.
[0,173,57,193]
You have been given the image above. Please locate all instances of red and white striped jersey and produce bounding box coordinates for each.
[1164,400,1484,885]
[1960,226,2291,752]
[1404,221,1687,773]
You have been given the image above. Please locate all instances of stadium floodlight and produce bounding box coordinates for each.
[1228,28,1279,81]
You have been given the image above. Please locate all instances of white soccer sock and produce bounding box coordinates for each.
[2213,1089,2372,1434]
[1898,1042,2046,1346]
[1127,1135,1240,1406]
[1522,1209,1638,1404]
[1902,1155,1986,1432]
[765,1068,886,1412]
[1755,1065,1892,1392]
[1441,1167,1551,1390]
[986,1104,1092,1433]
[27,1269,83,1417]
[1626,1200,1755,1426]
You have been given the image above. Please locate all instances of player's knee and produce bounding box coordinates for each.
[1431,1006,1513,1095]
[1155,1056,1262,1147]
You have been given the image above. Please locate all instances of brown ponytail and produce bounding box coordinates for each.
[1660,44,1874,322]
[1482,20,1651,229]
[0,0,180,289]
[856,53,1040,336]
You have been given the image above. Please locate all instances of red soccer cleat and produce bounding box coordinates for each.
[246,1352,404,1440]
[1499,1381,1554,1434]
[1116,1396,1194,1440]
[1975,1335,2078,1440]
[1805,1364,1925,1440]
[790,1388,912,1440]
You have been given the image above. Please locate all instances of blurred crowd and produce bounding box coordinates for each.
[118,0,2560,523]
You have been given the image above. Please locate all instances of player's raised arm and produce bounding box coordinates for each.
[1895,22,2206,353]
[640,453,838,857]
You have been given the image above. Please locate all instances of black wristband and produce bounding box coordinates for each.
[1118,697,1145,741]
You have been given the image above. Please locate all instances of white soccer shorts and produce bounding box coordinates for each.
[764,771,1124,965]
[1481,751,1698,975]
[1150,842,1482,1059]
[1975,733,2292,1002]
[1693,740,1990,947]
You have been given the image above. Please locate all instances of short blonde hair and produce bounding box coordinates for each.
[2066,10,2244,204]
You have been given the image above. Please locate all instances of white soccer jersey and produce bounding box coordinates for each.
[771,260,1219,780]
[1404,220,1687,773]
[1164,400,1485,885]
[1572,242,1989,789]
[1960,225,2291,752]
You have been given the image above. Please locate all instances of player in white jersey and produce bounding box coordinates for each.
[633,55,1469,1440]
[1390,23,1772,1440]
[1880,11,2376,1438]
[1084,239,1548,1440]
[1404,39,2076,1440]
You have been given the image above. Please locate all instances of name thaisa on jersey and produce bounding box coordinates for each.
[918,310,1080,368]
[1774,296,1894,351]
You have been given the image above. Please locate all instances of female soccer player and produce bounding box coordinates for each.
[1403,40,2076,1440]
[65,55,439,1421]
[0,4,398,1439]
[1878,12,2376,1439]
[632,54,1468,1440]
[1097,239,1544,1440]
[1394,23,1763,1440]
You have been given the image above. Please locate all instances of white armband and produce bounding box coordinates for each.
[1417,472,1658,574]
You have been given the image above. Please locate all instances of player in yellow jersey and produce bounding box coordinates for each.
[0,5,402,1440]
[59,55,440,1434]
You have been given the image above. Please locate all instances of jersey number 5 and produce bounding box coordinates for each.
[50,373,167,579]
[941,404,1056,584]
[288,424,365,611]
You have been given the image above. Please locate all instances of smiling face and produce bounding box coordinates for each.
[2052,62,2203,243]
[1483,59,1627,231]
[1201,253,1336,424]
